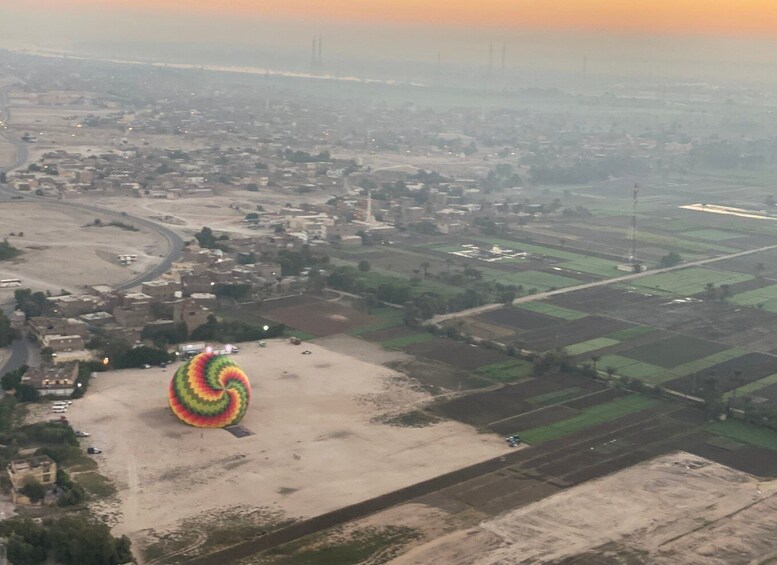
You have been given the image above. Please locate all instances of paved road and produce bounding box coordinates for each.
[433,243,777,324]
[0,82,185,374]
[0,83,184,288]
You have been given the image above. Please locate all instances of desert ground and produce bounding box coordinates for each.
[0,201,167,292]
[64,338,508,561]
[0,139,15,169]
[81,188,333,240]
[390,451,777,564]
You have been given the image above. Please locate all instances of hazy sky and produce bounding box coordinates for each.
[8,0,777,35]
[5,1,777,83]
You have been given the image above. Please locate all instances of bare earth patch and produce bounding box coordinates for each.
[64,339,507,562]
[392,452,777,564]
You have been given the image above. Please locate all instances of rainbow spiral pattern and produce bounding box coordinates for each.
[168,352,251,428]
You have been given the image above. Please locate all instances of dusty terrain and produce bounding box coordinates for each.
[83,189,332,240]
[64,339,507,560]
[0,202,167,291]
[390,451,777,564]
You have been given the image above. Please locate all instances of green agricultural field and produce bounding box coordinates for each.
[528,386,585,406]
[482,269,581,292]
[329,258,461,299]
[381,333,436,350]
[628,268,753,296]
[724,373,777,400]
[568,222,740,255]
[349,308,404,336]
[465,236,621,277]
[667,348,748,379]
[633,231,740,255]
[567,337,620,356]
[707,420,777,451]
[682,229,746,241]
[601,348,748,385]
[475,359,534,383]
[598,355,667,381]
[607,326,656,341]
[519,395,659,444]
[620,335,722,369]
[730,284,777,313]
[517,302,588,320]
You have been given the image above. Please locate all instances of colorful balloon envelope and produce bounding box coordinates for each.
[168,352,251,428]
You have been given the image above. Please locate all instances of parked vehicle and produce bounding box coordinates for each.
[75,431,90,438]
[87,447,102,455]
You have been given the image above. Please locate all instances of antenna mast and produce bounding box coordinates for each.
[631,183,640,266]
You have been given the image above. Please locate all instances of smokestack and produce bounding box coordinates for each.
[318,35,323,65]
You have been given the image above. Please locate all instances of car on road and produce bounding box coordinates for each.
[52,407,67,413]
[87,447,102,455]
[302,350,312,355]
[74,431,90,438]
[142,364,152,369]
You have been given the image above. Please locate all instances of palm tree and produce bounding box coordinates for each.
[591,355,601,373]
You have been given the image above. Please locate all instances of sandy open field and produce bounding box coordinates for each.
[0,139,15,169]
[83,189,333,240]
[0,202,167,292]
[392,451,777,564]
[64,339,507,560]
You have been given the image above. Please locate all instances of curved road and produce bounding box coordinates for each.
[0,82,185,374]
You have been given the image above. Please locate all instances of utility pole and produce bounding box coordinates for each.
[631,183,640,266]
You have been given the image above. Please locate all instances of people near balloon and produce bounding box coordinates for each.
[168,352,251,428]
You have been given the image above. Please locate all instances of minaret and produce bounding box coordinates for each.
[366,190,375,224]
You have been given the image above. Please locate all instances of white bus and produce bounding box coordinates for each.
[0,278,21,288]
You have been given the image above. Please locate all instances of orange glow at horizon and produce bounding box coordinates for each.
[15,0,777,36]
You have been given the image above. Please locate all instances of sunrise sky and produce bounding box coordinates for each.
[7,0,777,35]
[4,0,777,83]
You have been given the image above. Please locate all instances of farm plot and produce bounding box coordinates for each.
[431,373,605,428]
[476,308,561,332]
[262,300,380,337]
[518,395,660,445]
[481,269,583,292]
[464,236,626,278]
[599,348,748,385]
[261,294,322,311]
[347,308,404,336]
[682,228,747,241]
[513,316,633,351]
[404,338,510,371]
[627,267,752,296]
[475,359,534,383]
[665,352,777,395]
[516,301,588,320]
[566,338,620,356]
[730,283,777,313]
[707,419,777,451]
[724,373,777,400]
[619,335,724,369]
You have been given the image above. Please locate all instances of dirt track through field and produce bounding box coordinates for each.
[434,243,777,323]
